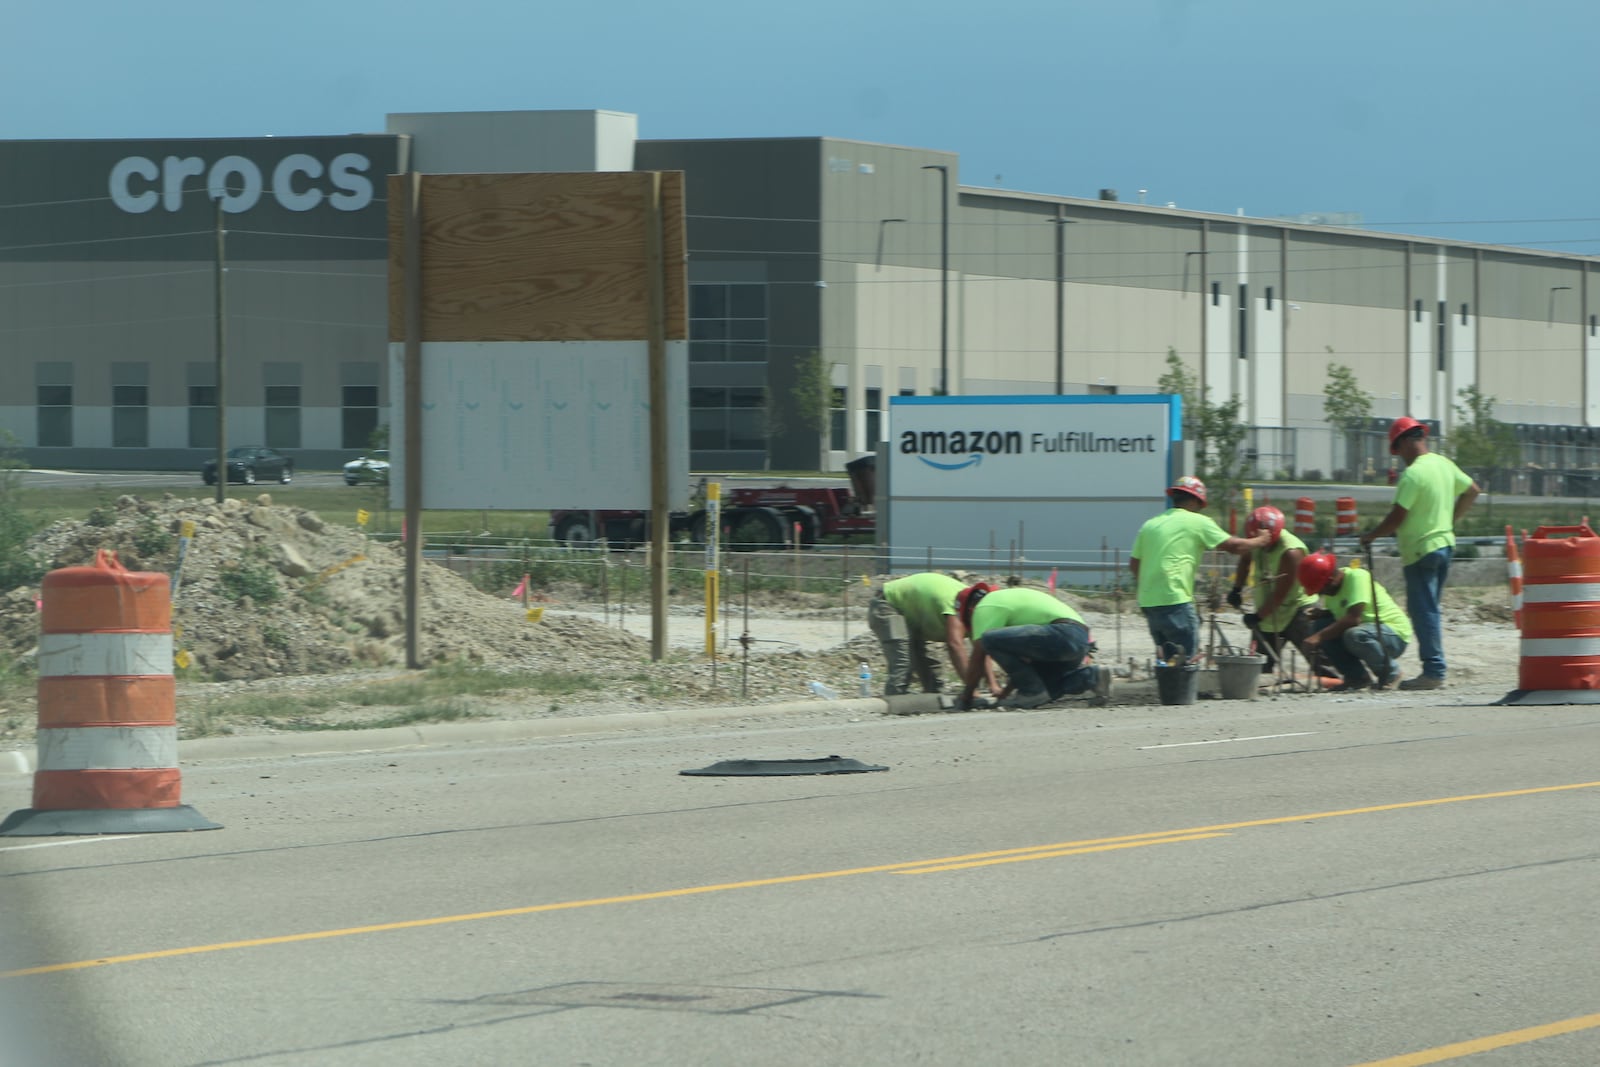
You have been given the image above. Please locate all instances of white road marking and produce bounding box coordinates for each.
[1139,731,1315,750]
[0,835,141,852]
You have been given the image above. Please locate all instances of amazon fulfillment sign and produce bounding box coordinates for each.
[883,395,1181,574]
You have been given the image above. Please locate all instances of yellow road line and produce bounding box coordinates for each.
[6,779,1598,980]
[1348,1010,1600,1066]
[894,832,1230,873]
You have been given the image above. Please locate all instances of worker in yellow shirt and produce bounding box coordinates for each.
[1297,552,1413,692]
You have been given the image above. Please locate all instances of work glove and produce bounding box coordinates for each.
[1226,587,1244,610]
[1242,613,1261,629]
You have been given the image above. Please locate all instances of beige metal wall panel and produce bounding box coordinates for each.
[1289,233,1406,309]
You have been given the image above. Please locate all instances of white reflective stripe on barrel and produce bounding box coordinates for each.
[36,726,180,770]
[36,633,172,677]
[1520,636,1600,658]
[1521,583,1600,604]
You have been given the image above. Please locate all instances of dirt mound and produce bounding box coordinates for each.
[2,493,649,681]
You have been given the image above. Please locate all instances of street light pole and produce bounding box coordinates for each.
[922,164,949,395]
[213,195,227,504]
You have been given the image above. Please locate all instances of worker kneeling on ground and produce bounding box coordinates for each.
[1228,505,1321,673]
[868,572,997,696]
[1297,552,1413,693]
[1131,476,1272,663]
[954,584,1112,710]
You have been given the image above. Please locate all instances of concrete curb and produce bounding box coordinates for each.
[1,696,888,775]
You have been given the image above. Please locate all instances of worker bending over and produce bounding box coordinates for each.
[955,584,1112,710]
[1228,505,1320,671]
[1297,552,1412,692]
[868,572,997,696]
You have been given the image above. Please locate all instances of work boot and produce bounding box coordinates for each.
[1003,690,1052,710]
[1398,675,1444,691]
[1329,675,1371,694]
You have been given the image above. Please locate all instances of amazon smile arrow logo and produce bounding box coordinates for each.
[917,453,983,471]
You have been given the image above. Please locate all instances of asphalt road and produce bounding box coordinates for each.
[3,697,1597,1066]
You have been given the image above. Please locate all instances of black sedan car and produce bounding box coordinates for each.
[202,446,294,485]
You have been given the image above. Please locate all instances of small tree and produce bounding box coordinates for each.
[0,431,42,592]
[1158,349,1250,521]
[1450,385,1519,483]
[1323,360,1373,480]
[759,388,784,471]
[790,350,830,436]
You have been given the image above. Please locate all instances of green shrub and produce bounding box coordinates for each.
[218,558,281,604]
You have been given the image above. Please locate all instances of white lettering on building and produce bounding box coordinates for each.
[108,152,375,213]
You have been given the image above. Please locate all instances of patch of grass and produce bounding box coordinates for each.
[217,554,281,604]
[131,515,173,558]
[179,662,604,735]
[270,698,482,731]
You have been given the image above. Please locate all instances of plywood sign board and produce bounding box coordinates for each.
[883,395,1181,574]
[386,172,688,510]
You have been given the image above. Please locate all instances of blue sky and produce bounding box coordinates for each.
[7,0,1596,253]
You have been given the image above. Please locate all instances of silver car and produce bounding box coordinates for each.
[342,450,390,486]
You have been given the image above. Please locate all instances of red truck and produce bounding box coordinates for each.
[548,456,876,549]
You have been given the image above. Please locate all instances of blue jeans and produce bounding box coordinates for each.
[1310,616,1408,685]
[1142,602,1200,662]
[981,621,1096,700]
[1404,547,1452,680]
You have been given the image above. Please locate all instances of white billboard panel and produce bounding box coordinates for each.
[885,395,1180,572]
[387,340,689,510]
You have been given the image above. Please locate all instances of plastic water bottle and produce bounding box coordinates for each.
[858,662,873,697]
[808,681,839,700]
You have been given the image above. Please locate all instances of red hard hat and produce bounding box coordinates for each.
[1388,416,1428,453]
[1245,505,1285,545]
[1167,475,1208,507]
[1297,552,1338,595]
[955,582,995,629]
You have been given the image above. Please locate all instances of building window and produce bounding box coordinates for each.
[690,283,767,363]
[1437,300,1447,371]
[342,385,379,449]
[864,387,882,445]
[1461,303,1470,326]
[1264,286,1274,311]
[1211,282,1220,307]
[264,384,301,448]
[1414,299,1423,323]
[112,385,149,447]
[188,385,217,448]
[1590,314,1597,337]
[36,367,72,448]
[1238,284,1248,360]
[829,386,847,451]
[689,386,766,451]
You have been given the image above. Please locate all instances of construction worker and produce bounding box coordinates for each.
[867,573,997,696]
[1227,505,1320,671]
[1297,552,1412,692]
[954,583,1111,710]
[1359,417,1481,690]
[1130,476,1272,662]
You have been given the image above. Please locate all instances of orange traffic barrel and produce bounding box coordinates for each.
[1505,525,1523,630]
[1293,497,1315,536]
[1497,524,1600,705]
[0,550,219,835]
[1334,496,1358,535]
